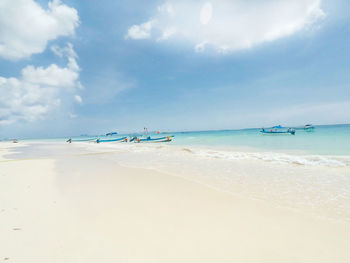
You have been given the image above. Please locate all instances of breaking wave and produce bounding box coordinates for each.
[191,149,349,167]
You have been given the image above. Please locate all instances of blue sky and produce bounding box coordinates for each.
[0,0,350,138]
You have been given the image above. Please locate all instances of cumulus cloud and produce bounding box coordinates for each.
[0,0,79,60]
[126,20,155,39]
[126,0,325,53]
[0,43,82,125]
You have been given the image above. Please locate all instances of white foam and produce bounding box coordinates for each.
[85,142,350,167]
[191,148,349,167]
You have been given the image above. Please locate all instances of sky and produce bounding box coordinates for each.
[0,0,350,138]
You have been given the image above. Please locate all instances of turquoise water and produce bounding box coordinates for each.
[16,124,350,156]
[170,124,350,155]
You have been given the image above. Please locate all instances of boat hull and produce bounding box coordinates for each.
[67,138,97,143]
[136,136,174,143]
[96,137,127,143]
[260,131,295,135]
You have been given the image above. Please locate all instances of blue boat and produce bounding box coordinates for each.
[260,126,296,135]
[96,137,127,143]
[271,125,283,129]
[135,136,174,143]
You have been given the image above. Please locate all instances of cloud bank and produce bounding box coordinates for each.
[126,0,325,52]
[0,0,79,60]
[0,43,82,125]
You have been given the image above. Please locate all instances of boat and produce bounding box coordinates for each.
[260,129,295,135]
[292,124,315,132]
[106,132,118,136]
[67,138,97,143]
[271,125,283,129]
[129,136,138,142]
[134,136,174,143]
[260,126,296,135]
[131,127,174,143]
[304,124,315,131]
[96,137,127,143]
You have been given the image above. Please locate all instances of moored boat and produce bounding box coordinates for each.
[292,124,315,132]
[67,137,97,143]
[304,124,315,131]
[134,136,174,143]
[260,126,296,135]
[96,137,127,143]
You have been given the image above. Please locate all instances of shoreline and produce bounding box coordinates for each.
[9,139,350,164]
[1,142,350,262]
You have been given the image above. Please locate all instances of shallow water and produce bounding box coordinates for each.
[170,124,350,155]
[18,124,350,156]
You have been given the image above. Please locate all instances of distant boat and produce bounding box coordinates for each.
[292,124,315,132]
[260,126,295,135]
[106,132,118,136]
[304,124,315,131]
[96,137,127,143]
[134,136,174,143]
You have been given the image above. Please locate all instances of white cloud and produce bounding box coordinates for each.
[21,64,79,88]
[0,0,79,60]
[0,43,81,125]
[74,95,82,104]
[126,0,325,53]
[200,2,212,26]
[51,43,77,58]
[126,20,155,39]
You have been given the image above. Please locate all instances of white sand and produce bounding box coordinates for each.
[1,142,350,263]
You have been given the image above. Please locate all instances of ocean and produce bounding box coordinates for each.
[14,124,350,166]
[170,124,350,156]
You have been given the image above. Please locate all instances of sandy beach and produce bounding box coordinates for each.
[1,141,350,263]
[2,0,350,262]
